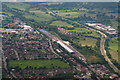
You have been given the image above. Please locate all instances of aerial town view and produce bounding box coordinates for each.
[0,1,120,80]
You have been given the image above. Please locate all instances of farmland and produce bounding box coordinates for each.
[0,15,4,16]
[8,60,70,69]
[50,21,74,27]
[53,10,72,13]
[0,28,5,30]
[5,2,30,11]
[109,50,119,63]
[110,20,118,29]
[85,55,101,64]
[55,11,86,18]
[70,28,100,38]
[0,12,14,16]
[83,32,101,38]
[0,28,8,33]
[108,40,119,63]
[30,10,55,21]
[75,37,97,47]
[109,40,118,51]
[24,10,55,22]
[70,28,92,33]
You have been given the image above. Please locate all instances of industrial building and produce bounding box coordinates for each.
[57,41,75,53]
[86,23,118,34]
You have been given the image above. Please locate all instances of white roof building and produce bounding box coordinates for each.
[57,41,74,53]
[23,25,32,29]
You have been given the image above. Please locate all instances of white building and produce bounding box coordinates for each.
[23,25,31,29]
[57,41,74,53]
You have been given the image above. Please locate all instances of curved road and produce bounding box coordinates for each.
[45,8,120,74]
[100,35,120,74]
[69,21,120,74]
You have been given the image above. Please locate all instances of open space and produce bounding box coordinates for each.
[108,40,119,63]
[69,28,100,38]
[109,40,118,51]
[85,55,101,64]
[1,12,14,16]
[8,60,70,69]
[74,37,97,47]
[69,28,92,33]
[24,10,55,22]
[5,3,30,11]
[55,12,86,18]
[50,21,74,27]
[109,50,119,63]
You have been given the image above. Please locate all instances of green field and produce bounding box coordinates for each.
[24,10,55,22]
[0,12,4,16]
[74,37,97,47]
[31,10,55,20]
[0,15,3,16]
[109,40,118,51]
[70,28,92,33]
[40,3,62,5]
[108,40,119,63]
[85,55,101,64]
[109,50,119,63]
[5,3,30,11]
[84,32,100,38]
[56,12,86,18]
[4,12,14,16]
[0,28,5,30]
[53,10,72,13]
[0,28,7,32]
[9,60,70,69]
[110,20,118,29]
[79,8,88,11]
[24,13,40,22]
[70,28,100,38]
[50,21,74,27]
[0,12,14,16]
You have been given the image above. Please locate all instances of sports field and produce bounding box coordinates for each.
[8,60,70,69]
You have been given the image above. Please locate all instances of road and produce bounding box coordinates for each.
[39,29,86,63]
[73,22,120,73]
[100,36,120,74]
[48,40,60,57]
[66,20,120,74]
[67,20,120,74]
[45,8,120,74]
[13,49,20,60]
[2,49,17,78]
